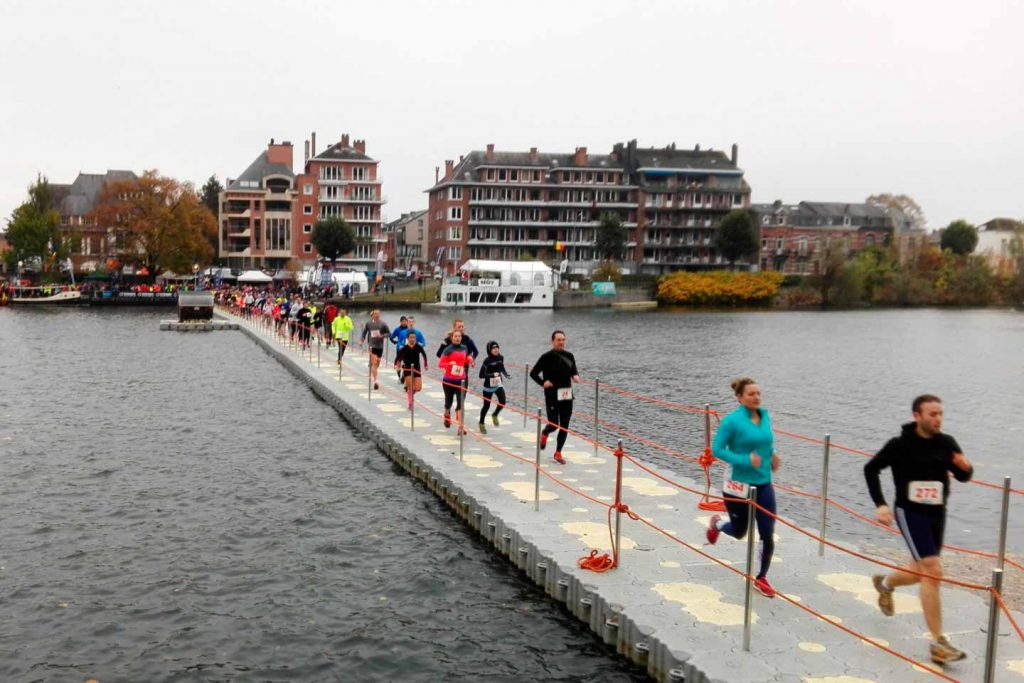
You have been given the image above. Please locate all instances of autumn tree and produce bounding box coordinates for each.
[91,171,216,275]
[713,209,758,269]
[866,193,927,231]
[311,217,356,267]
[940,219,978,256]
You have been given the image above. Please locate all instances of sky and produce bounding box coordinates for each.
[1,0,1022,230]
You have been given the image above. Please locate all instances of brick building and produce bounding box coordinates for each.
[424,140,750,276]
[50,170,138,271]
[219,134,384,270]
[752,201,898,275]
[384,210,428,274]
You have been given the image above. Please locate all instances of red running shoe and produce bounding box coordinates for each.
[553,451,565,465]
[444,411,451,429]
[540,432,548,450]
[753,576,776,598]
[706,515,721,545]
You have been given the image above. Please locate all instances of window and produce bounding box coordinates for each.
[448,226,462,240]
[775,238,783,250]
[448,186,463,200]
[418,229,423,240]
[843,216,851,226]
[486,169,495,181]
[866,234,875,247]
[762,215,769,225]
[448,206,462,220]
[265,218,291,251]
[509,170,518,181]
[761,239,768,249]
[303,244,312,254]
[303,223,312,234]
[303,205,313,215]
[352,167,367,180]
[533,171,541,182]
[498,169,507,181]
[303,184,312,195]
[449,246,462,261]
[798,237,808,256]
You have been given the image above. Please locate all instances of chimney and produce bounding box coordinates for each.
[311,132,317,157]
[444,160,454,180]
[435,166,440,183]
[341,133,350,147]
[529,147,538,161]
[270,138,275,145]
[694,143,700,152]
[486,143,495,161]
[266,139,293,167]
[731,143,739,165]
[354,139,366,153]
[574,146,588,166]
[459,154,464,163]
[304,140,310,164]
[670,142,676,151]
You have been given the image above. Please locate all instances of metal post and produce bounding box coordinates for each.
[613,439,624,567]
[818,434,831,557]
[409,377,415,432]
[367,357,372,402]
[534,408,542,512]
[743,485,757,652]
[997,476,1011,570]
[316,335,321,368]
[458,406,465,462]
[523,363,530,428]
[983,568,1004,683]
[704,403,711,453]
[593,379,600,457]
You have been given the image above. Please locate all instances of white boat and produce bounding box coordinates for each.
[439,260,556,309]
[10,285,82,304]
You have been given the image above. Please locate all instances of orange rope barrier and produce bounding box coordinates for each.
[993,589,1024,642]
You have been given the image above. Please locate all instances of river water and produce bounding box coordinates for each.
[1,305,1021,681]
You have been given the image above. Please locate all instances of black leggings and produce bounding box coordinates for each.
[336,340,348,361]
[479,388,506,422]
[443,382,463,411]
[543,398,573,452]
[721,483,776,579]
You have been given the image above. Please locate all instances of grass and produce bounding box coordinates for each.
[344,281,440,305]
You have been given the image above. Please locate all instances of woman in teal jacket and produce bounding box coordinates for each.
[706,377,782,598]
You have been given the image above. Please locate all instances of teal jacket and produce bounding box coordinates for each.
[712,406,775,486]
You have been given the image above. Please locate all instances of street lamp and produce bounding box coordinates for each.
[192,263,199,290]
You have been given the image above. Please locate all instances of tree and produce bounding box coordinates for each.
[594,212,628,264]
[199,175,224,255]
[866,193,927,232]
[311,217,356,267]
[3,174,65,272]
[712,209,758,269]
[91,171,216,274]
[940,219,978,256]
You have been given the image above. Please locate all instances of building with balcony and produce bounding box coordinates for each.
[385,210,428,274]
[424,140,750,276]
[752,201,898,275]
[219,134,385,270]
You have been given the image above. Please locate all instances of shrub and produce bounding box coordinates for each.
[656,271,785,306]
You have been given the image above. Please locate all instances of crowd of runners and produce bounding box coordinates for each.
[221,287,977,668]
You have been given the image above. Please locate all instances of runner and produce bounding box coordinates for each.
[705,377,781,598]
[394,333,429,410]
[331,307,354,364]
[323,301,337,347]
[528,330,580,465]
[864,394,973,666]
[477,341,511,434]
[435,319,479,362]
[359,310,390,390]
[439,329,473,434]
[296,300,313,349]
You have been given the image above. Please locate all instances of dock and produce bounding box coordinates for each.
[220,310,1024,682]
[159,320,238,331]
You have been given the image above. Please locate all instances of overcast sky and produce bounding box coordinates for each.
[1,0,1021,230]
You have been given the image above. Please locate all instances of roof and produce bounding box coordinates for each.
[443,149,622,185]
[385,209,428,230]
[751,201,896,229]
[458,259,552,274]
[228,151,294,190]
[632,148,737,172]
[311,142,374,162]
[59,170,138,216]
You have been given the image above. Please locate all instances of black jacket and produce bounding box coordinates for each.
[864,422,973,514]
[479,354,510,389]
[529,349,578,395]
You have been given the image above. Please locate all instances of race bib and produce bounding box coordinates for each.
[908,481,943,505]
[491,373,502,388]
[371,330,381,339]
[450,365,465,378]
[722,473,750,498]
[557,387,573,401]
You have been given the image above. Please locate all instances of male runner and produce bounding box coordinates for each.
[332,307,354,364]
[529,330,580,465]
[360,310,390,390]
[864,394,973,666]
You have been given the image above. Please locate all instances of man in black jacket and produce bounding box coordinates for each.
[863,394,973,666]
[529,330,580,465]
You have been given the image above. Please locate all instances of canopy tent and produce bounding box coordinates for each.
[201,267,236,280]
[272,270,296,281]
[156,271,195,281]
[237,270,273,284]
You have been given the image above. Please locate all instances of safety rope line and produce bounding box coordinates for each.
[993,589,1024,642]
[227,309,983,678]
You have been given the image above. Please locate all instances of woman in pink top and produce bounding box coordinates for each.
[439,329,474,434]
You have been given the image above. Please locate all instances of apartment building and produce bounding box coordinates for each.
[384,209,428,274]
[219,134,384,270]
[50,170,139,271]
[424,140,750,275]
[752,201,898,274]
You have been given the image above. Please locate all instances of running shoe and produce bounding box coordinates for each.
[540,432,548,450]
[930,636,966,665]
[753,576,776,598]
[492,415,499,426]
[553,451,566,465]
[444,412,451,429]
[479,422,487,434]
[872,574,894,616]
[373,382,379,390]
[706,515,722,545]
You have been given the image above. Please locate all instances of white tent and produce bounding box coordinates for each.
[237,270,273,284]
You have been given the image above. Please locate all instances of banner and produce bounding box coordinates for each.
[592,282,617,296]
